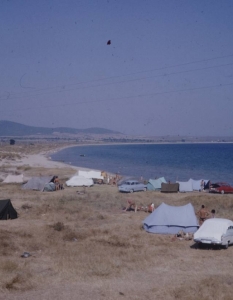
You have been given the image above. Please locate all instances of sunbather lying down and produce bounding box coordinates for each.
[123,200,155,213]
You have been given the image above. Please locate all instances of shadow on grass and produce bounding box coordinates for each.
[190,242,232,250]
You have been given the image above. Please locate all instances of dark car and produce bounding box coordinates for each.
[209,182,233,194]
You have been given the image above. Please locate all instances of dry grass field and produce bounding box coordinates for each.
[1,143,233,300]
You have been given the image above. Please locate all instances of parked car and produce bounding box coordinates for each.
[118,180,147,193]
[194,218,233,249]
[209,182,233,194]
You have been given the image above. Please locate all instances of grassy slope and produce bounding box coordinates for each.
[0,145,233,300]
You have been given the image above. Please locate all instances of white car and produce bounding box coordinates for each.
[118,180,147,193]
[194,218,233,249]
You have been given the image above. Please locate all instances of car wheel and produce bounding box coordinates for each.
[143,187,147,192]
[224,242,229,249]
[130,189,134,193]
[221,190,225,194]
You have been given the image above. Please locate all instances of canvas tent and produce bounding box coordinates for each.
[190,179,209,191]
[189,179,202,191]
[43,182,56,192]
[66,175,93,187]
[161,182,179,193]
[0,199,18,220]
[147,177,167,190]
[22,176,53,191]
[78,170,103,180]
[177,180,193,192]
[143,202,199,234]
[3,174,26,183]
[177,179,209,192]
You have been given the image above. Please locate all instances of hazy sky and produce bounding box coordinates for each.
[1,0,233,136]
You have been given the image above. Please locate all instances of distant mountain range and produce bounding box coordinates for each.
[0,120,121,136]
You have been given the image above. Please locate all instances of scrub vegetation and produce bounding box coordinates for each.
[0,144,233,299]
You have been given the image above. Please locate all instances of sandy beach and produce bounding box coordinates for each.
[1,142,233,300]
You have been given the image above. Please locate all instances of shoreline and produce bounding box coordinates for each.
[1,141,233,184]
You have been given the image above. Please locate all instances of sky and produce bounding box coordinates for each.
[0,0,233,136]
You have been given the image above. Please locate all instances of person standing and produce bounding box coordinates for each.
[196,205,209,225]
[200,180,204,192]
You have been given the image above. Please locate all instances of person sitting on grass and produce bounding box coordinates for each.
[124,199,137,212]
[50,176,63,191]
[146,203,155,213]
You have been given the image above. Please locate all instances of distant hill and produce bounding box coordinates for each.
[0,120,121,136]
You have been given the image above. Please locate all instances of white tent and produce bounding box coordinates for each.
[3,174,26,183]
[78,170,103,180]
[177,180,193,192]
[189,179,209,191]
[66,175,93,187]
[143,202,199,234]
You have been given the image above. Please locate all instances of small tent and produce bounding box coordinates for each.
[161,182,179,193]
[3,174,26,183]
[0,199,18,220]
[143,202,199,234]
[66,175,93,187]
[22,176,53,191]
[177,180,193,192]
[147,177,167,191]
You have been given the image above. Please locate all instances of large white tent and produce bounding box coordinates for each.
[66,175,93,187]
[78,170,103,180]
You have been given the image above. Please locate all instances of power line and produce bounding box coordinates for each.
[2,82,233,114]
[0,61,233,102]
[1,53,233,99]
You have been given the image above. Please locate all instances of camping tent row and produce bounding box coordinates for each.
[21,170,104,191]
[146,178,209,193]
[147,177,167,190]
[143,202,199,234]
[176,179,209,192]
[147,178,179,193]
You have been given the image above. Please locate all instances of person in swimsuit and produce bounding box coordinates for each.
[196,205,210,225]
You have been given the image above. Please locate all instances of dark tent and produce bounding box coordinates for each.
[204,180,210,190]
[161,182,179,193]
[0,199,18,220]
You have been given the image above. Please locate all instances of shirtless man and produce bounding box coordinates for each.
[124,199,137,212]
[197,205,209,225]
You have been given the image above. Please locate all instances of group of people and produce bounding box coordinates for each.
[123,201,216,227]
[50,176,64,191]
[123,199,155,213]
[196,204,215,225]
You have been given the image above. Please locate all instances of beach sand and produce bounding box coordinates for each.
[1,142,233,300]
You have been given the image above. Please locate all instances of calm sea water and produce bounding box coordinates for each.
[51,143,233,185]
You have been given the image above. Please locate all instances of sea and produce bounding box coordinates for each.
[51,143,233,185]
